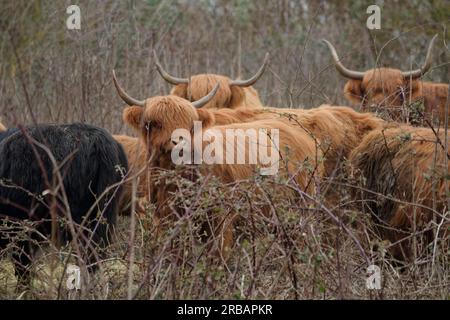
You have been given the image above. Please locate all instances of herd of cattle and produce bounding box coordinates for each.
[0,36,448,287]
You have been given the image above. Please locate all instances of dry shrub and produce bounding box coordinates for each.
[1,158,448,299]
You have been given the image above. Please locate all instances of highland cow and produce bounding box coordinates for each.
[0,123,128,285]
[113,72,323,255]
[116,103,383,182]
[350,125,449,261]
[154,51,269,109]
[195,104,384,179]
[323,35,449,126]
[115,62,384,213]
[110,93,274,217]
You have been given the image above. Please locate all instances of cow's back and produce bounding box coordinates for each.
[422,82,449,125]
[0,123,127,229]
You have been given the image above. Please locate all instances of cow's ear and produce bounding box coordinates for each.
[123,106,143,130]
[171,84,188,99]
[196,109,215,128]
[344,80,364,104]
[230,86,245,108]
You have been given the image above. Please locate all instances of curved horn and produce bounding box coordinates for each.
[322,39,365,80]
[230,52,270,87]
[112,70,146,107]
[402,34,437,79]
[153,50,189,85]
[192,83,220,108]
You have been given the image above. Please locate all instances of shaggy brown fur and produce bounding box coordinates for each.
[344,68,449,125]
[113,104,269,217]
[112,134,149,215]
[157,103,384,178]
[124,105,384,184]
[122,95,324,254]
[118,103,384,216]
[265,105,385,178]
[171,74,264,109]
[197,119,322,191]
[350,125,450,260]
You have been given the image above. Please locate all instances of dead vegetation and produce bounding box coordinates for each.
[0,0,449,299]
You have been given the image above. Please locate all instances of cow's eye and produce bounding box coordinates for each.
[145,121,161,130]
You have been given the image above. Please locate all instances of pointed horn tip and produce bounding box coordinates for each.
[427,34,438,49]
[262,52,271,67]
[212,82,220,93]
[428,34,438,49]
[230,53,269,87]
[321,40,364,79]
[425,34,438,58]
[153,51,162,69]
[321,39,339,57]
[207,83,220,98]
[402,34,438,78]
[192,83,220,108]
[153,50,159,62]
[321,39,333,47]
[112,70,119,84]
[153,53,189,85]
[111,70,146,107]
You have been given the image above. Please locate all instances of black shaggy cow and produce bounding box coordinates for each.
[0,123,128,286]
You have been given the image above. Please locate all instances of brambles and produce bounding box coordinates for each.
[0,0,448,300]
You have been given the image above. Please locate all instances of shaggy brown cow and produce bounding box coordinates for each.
[154,51,269,109]
[113,71,324,255]
[111,92,273,217]
[350,125,449,261]
[111,111,273,216]
[122,102,383,180]
[115,102,383,192]
[265,105,385,178]
[225,105,384,179]
[113,78,384,215]
[113,53,271,213]
[323,35,449,126]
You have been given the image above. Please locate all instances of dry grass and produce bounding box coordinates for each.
[0,164,448,299]
[0,0,449,300]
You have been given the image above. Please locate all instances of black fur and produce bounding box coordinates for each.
[0,123,128,285]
